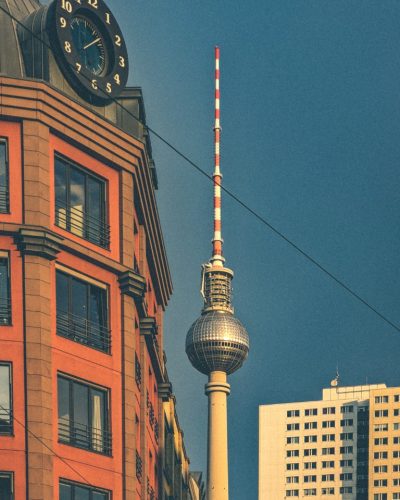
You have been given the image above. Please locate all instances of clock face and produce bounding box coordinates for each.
[48,0,129,104]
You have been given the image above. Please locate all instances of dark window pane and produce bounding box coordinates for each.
[0,473,13,500]
[73,383,89,429]
[87,177,103,245]
[93,492,108,500]
[56,272,68,315]
[0,259,10,325]
[89,285,106,330]
[74,485,90,500]
[71,278,88,320]
[0,140,9,213]
[59,483,71,500]
[58,377,70,443]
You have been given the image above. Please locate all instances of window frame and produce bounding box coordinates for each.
[59,478,110,499]
[0,471,14,499]
[54,154,109,249]
[0,255,11,326]
[57,373,112,456]
[0,363,13,435]
[0,139,9,214]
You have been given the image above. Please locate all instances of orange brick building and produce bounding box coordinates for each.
[0,0,202,499]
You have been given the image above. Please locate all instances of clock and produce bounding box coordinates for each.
[48,0,129,104]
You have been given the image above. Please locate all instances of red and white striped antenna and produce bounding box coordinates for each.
[211,46,224,267]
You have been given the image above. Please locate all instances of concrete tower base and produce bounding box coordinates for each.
[205,371,231,500]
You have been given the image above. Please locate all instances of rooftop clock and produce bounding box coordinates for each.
[48,0,129,104]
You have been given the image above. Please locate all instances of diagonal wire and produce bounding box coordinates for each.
[1,4,400,334]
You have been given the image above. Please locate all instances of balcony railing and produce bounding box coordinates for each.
[0,186,9,213]
[135,354,142,390]
[0,408,12,434]
[0,297,11,326]
[154,419,159,443]
[58,417,112,455]
[55,201,110,249]
[57,310,111,353]
[136,450,143,481]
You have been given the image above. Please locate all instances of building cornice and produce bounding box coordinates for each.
[15,227,63,260]
[139,317,164,383]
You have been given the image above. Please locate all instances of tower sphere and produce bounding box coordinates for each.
[185,310,249,375]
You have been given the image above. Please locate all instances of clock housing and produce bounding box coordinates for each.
[48,0,129,104]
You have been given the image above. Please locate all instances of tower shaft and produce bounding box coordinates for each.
[205,371,230,500]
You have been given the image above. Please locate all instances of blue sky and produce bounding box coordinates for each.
[110,2,400,498]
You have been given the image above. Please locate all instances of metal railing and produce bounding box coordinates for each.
[0,186,9,213]
[57,310,111,353]
[55,201,110,249]
[135,354,142,389]
[0,297,11,325]
[136,450,143,481]
[58,417,112,455]
[0,408,12,434]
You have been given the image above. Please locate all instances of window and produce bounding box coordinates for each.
[286,463,299,471]
[394,479,400,486]
[322,447,335,455]
[304,462,317,470]
[394,465,400,472]
[286,450,299,457]
[322,434,335,442]
[374,480,387,487]
[374,451,388,459]
[55,155,109,248]
[304,435,317,443]
[287,410,300,418]
[304,422,317,430]
[322,474,334,482]
[341,405,353,413]
[395,437,400,444]
[286,490,299,497]
[375,410,389,417]
[375,424,388,431]
[395,395,400,402]
[58,375,111,455]
[304,449,317,456]
[340,459,353,467]
[0,472,13,499]
[341,418,353,426]
[322,420,335,428]
[56,270,110,353]
[304,489,316,496]
[395,451,400,458]
[303,475,316,483]
[374,438,388,445]
[395,423,400,430]
[323,407,335,415]
[340,473,353,481]
[393,494,400,499]
[374,495,387,500]
[0,258,10,326]
[322,488,334,495]
[60,480,110,499]
[340,446,353,454]
[396,409,400,417]
[0,364,12,435]
[0,140,9,213]
[322,461,334,468]
[305,409,317,416]
[340,432,353,440]
[375,396,389,403]
[287,423,300,431]
[287,436,300,444]
[286,477,299,484]
[340,487,352,494]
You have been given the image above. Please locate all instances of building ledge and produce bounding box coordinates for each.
[15,227,63,260]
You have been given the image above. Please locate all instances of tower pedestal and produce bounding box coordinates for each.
[205,371,231,500]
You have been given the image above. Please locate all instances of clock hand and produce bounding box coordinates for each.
[83,37,101,50]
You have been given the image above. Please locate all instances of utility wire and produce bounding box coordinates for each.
[1,4,400,335]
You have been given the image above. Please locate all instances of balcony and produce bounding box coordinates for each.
[0,408,12,435]
[0,186,9,213]
[0,297,11,326]
[57,310,111,353]
[136,450,143,481]
[55,201,110,249]
[135,354,142,389]
[58,417,112,455]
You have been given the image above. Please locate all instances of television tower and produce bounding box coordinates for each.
[185,47,250,500]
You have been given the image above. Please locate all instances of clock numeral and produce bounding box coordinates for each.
[88,0,98,8]
[118,56,125,68]
[91,79,98,90]
[61,0,72,13]
[76,62,82,73]
[105,12,111,24]
[60,17,67,28]
[75,0,81,3]
[106,83,112,93]
[64,41,72,53]
[115,35,122,47]
[114,74,121,85]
